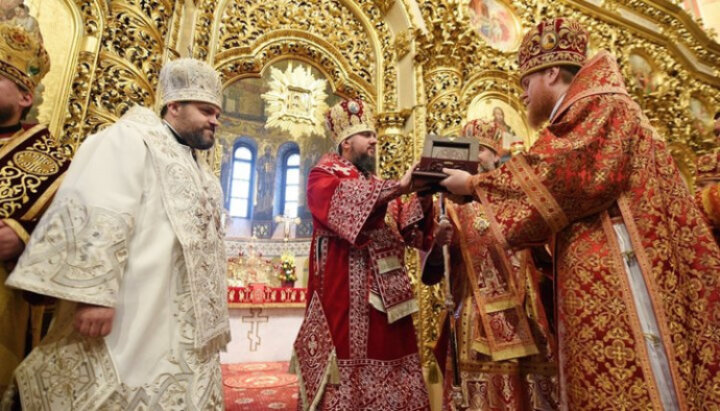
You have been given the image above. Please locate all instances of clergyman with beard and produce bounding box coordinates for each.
[5,58,230,409]
[291,99,435,410]
[440,18,720,409]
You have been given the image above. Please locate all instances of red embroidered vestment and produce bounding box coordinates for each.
[468,52,720,410]
[292,153,433,410]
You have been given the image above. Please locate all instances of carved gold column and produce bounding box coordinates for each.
[410,1,480,374]
[61,0,104,149]
[376,110,412,180]
[79,0,178,141]
[422,66,464,135]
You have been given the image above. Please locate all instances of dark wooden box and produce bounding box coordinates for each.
[412,134,479,188]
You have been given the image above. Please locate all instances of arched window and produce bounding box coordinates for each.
[280,151,301,218]
[229,144,254,218]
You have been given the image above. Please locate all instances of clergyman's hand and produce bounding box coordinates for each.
[440,168,473,196]
[74,303,115,338]
[399,162,420,195]
[0,221,25,261]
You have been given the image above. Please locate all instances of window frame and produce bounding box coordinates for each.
[228,142,255,218]
[279,148,301,218]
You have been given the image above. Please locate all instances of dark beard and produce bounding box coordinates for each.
[352,153,376,175]
[178,127,214,150]
[0,103,16,125]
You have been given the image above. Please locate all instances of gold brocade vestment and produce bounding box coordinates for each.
[0,124,70,396]
[426,200,558,410]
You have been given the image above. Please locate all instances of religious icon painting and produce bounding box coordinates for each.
[467,0,522,52]
[689,96,714,139]
[628,51,661,95]
[466,95,534,153]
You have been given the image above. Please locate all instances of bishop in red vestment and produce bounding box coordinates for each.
[291,99,433,410]
[441,18,720,410]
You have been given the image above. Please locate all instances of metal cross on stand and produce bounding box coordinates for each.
[274,214,301,241]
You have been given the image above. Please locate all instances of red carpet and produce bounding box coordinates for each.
[222,362,299,410]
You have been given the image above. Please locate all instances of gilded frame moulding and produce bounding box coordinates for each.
[199,0,397,110]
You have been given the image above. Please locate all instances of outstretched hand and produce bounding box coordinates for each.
[440,168,473,196]
[74,303,115,338]
[399,162,420,195]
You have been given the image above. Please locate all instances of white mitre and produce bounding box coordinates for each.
[159,58,222,108]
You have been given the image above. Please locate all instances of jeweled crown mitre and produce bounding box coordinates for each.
[462,119,503,154]
[697,151,720,183]
[0,21,49,91]
[325,99,376,145]
[517,18,588,80]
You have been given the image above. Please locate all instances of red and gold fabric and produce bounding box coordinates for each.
[425,200,557,410]
[0,123,69,396]
[291,153,433,410]
[468,51,720,409]
[698,184,720,226]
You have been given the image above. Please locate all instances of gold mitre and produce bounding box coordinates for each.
[159,58,222,108]
[462,119,502,154]
[0,21,49,91]
[325,99,376,145]
[517,18,588,80]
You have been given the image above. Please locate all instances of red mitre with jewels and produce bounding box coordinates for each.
[463,119,503,154]
[696,151,720,183]
[517,18,588,79]
[325,99,376,145]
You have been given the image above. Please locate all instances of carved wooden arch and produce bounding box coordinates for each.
[213,31,376,105]
[194,0,396,110]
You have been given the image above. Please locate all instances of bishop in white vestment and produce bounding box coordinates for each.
[4,58,230,410]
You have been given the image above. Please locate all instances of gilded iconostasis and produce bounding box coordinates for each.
[21,0,720,368]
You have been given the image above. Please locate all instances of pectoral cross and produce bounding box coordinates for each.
[274,214,301,241]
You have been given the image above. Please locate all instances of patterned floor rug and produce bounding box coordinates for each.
[222,362,299,410]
